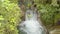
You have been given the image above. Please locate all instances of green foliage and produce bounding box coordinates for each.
[34,0,48,5]
[51,0,59,7]
[9,0,18,3]
[38,4,55,26]
[35,0,60,27]
[0,0,60,33]
[0,0,21,34]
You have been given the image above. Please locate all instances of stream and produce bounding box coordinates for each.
[19,9,46,34]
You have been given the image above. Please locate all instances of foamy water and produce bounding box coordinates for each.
[19,10,46,34]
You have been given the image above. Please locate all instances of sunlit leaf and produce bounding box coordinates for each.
[0,15,4,20]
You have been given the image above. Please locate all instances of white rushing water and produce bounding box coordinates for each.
[19,9,46,34]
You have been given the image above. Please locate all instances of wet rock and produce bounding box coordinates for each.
[50,29,60,34]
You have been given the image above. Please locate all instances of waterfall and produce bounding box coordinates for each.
[19,9,46,34]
